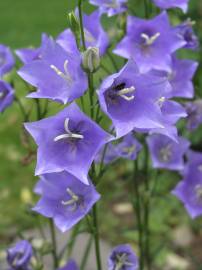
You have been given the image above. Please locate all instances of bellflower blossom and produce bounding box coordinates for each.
[0,44,15,77]
[0,80,14,113]
[33,172,100,232]
[114,12,185,72]
[108,244,139,270]
[7,240,33,270]
[24,103,110,185]
[95,142,118,164]
[147,134,190,171]
[185,100,202,130]
[172,151,202,218]
[97,60,166,138]
[152,0,189,13]
[174,19,199,50]
[15,34,49,64]
[18,37,87,104]
[89,0,127,17]
[57,259,79,270]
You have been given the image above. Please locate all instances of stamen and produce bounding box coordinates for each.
[114,253,134,270]
[195,184,202,203]
[157,96,166,108]
[122,145,136,154]
[159,144,172,162]
[141,32,160,46]
[50,60,72,83]
[116,86,135,101]
[0,92,4,99]
[54,118,84,142]
[61,188,79,211]
[84,29,96,43]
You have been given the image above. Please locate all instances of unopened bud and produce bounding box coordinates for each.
[82,47,100,73]
[67,11,80,37]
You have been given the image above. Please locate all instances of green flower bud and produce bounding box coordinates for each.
[67,11,80,45]
[82,47,100,73]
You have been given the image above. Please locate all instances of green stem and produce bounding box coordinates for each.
[78,0,86,51]
[107,51,119,72]
[88,73,95,119]
[49,219,59,269]
[14,96,28,121]
[92,205,102,270]
[80,236,93,270]
[35,99,42,120]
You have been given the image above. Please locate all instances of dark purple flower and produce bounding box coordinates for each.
[97,60,166,138]
[7,240,32,270]
[18,37,87,104]
[57,259,79,270]
[0,44,15,77]
[147,134,190,171]
[185,100,202,131]
[0,80,14,113]
[15,34,49,64]
[172,151,202,218]
[80,10,109,55]
[114,12,185,73]
[89,0,127,17]
[24,103,111,185]
[152,0,189,13]
[33,171,100,232]
[108,244,139,270]
[174,19,199,50]
[116,133,142,160]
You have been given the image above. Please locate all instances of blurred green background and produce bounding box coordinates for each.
[0,0,202,268]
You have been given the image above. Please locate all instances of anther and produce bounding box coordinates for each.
[141,32,160,46]
[61,188,79,209]
[50,60,72,83]
[116,86,135,101]
[54,118,84,142]
[159,144,172,162]
[157,96,166,108]
[114,253,134,270]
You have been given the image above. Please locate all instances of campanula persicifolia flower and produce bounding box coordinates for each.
[7,240,32,270]
[33,172,100,232]
[108,244,139,270]
[0,44,15,77]
[18,37,87,104]
[57,259,79,270]
[24,103,111,185]
[89,0,127,17]
[147,134,190,171]
[185,100,202,131]
[152,0,189,13]
[0,80,14,113]
[114,12,185,73]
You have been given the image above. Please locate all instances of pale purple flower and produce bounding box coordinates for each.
[89,0,127,17]
[15,34,49,64]
[57,259,79,270]
[114,12,185,73]
[18,37,87,104]
[174,19,199,50]
[0,80,14,113]
[185,100,202,131]
[7,240,32,270]
[108,244,139,270]
[56,29,79,55]
[152,0,189,13]
[0,44,15,77]
[147,134,190,171]
[95,142,119,164]
[24,103,110,185]
[97,60,166,138]
[33,171,100,232]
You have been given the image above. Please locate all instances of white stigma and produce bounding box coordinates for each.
[50,60,72,83]
[54,118,84,142]
[117,86,135,101]
[61,188,79,211]
[159,144,172,162]
[84,28,96,43]
[141,32,160,46]
[157,96,166,108]
[114,253,134,270]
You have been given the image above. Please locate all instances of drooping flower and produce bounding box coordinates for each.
[18,37,87,104]
[108,244,139,270]
[152,0,189,13]
[185,100,202,131]
[7,240,33,270]
[57,259,79,270]
[147,134,190,171]
[97,60,167,138]
[173,19,199,50]
[79,9,109,55]
[15,34,49,64]
[0,80,14,113]
[114,12,185,73]
[24,103,110,185]
[33,171,100,232]
[0,44,15,77]
[150,56,198,99]
[89,0,127,17]
[172,151,202,218]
